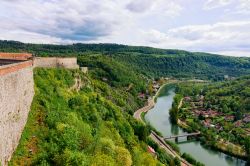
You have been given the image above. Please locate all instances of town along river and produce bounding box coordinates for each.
[145,85,246,166]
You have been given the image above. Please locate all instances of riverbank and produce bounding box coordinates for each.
[145,87,247,166]
[133,83,192,166]
[176,97,247,161]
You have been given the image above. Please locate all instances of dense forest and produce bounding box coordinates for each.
[1,40,250,80]
[173,77,250,162]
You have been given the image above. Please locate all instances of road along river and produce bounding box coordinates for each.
[145,85,246,166]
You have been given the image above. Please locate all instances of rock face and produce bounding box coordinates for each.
[0,62,34,165]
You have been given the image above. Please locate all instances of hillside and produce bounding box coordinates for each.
[0,40,250,80]
[9,68,157,165]
[10,64,181,166]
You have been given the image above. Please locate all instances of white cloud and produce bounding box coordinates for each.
[134,21,250,57]
[203,0,232,10]
[0,30,65,44]
[237,0,250,14]
[0,0,131,41]
[210,51,250,57]
[0,0,249,57]
[126,0,182,17]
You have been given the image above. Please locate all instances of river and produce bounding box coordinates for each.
[145,86,246,166]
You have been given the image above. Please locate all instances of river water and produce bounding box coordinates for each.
[145,87,246,166]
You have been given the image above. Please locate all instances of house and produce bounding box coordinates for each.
[202,119,212,128]
[244,128,250,136]
[152,84,160,89]
[243,116,250,123]
[199,95,204,100]
[147,146,156,158]
[215,124,223,131]
[138,93,145,99]
[184,96,191,101]
[225,115,235,121]
[234,120,242,127]
[195,101,204,107]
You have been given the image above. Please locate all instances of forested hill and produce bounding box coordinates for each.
[203,76,250,114]
[1,40,250,80]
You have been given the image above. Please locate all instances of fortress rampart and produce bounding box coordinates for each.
[0,60,34,165]
[0,53,80,165]
[33,57,79,69]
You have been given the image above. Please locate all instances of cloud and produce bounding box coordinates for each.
[136,21,250,57]
[168,21,250,42]
[237,0,250,14]
[203,0,232,10]
[0,0,130,41]
[0,0,182,43]
[0,29,65,44]
[126,0,154,13]
[210,51,250,57]
[0,0,249,57]
[126,0,182,17]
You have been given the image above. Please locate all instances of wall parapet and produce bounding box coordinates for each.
[34,57,79,69]
[0,61,33,76]
[0,53,32,60]
[0,62,34,166]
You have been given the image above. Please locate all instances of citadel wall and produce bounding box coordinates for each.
[33,57,79,69]
[0,61,34,165]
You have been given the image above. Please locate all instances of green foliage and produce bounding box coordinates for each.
[3,40,250,165]
[181,153,205,166]
[169,94,182,124]
[174,157,181,166]
[245,137,250,163]
[132,121,150,141]
[165,140,180,153]
[176,77,250,158]
[10,69,159,166]
[1,40,250,80]
[146,138,173,165]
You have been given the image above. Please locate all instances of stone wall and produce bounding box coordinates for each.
[34,57,79,69]
[0,61,34,165]
[0,53,32,60]
[0,55,79,165]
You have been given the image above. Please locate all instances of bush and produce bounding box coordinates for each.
[181,153,205,166]
[165,140,180,153]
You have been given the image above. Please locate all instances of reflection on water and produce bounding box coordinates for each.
[145,86,246,166]
[170,121,179,135]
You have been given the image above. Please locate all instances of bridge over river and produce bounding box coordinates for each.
[164,132,200,142]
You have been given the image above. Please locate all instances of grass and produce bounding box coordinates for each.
[141,112,147,122]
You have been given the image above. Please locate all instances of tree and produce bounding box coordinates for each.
[245,137,250,163]
[115,147,132,166]
[174,157,181,166]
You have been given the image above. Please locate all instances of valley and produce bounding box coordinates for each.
[0,41,249,166]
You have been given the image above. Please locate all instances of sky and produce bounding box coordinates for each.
[0,0,249,57]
